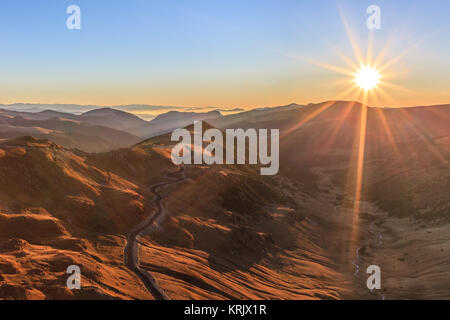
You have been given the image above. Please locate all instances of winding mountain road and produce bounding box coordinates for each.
[124,166,186,300]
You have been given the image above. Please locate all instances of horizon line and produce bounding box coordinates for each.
[1,100,450,111]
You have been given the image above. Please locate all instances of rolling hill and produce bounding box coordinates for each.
[0,101,449,300]
[0,107,224,152]
[0,130,352,299]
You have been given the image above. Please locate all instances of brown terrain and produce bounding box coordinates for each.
[0,101,449,300]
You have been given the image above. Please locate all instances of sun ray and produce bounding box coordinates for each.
[281,85,360,139]
[380,69,409,81]
[373,33,397,68]
[378,80,415,94]
[299,55,355,77]
[398,109,449,166]
[338,5,364,65]
[284,5,430,274]
[378,40,422,72]
[324,101,357,149]
[326,78,354,87]
[424,106,450,120]
[376,86,396,105]
[366,31,374,66]
[374,108,407,168]
[352,92,368,221]
[330,44,360,71]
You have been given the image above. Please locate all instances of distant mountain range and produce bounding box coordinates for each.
[0,103,306,152]
[0,104,185,119]
[2,101,449,153]
[0,107,225,152]
[0,103,244,121]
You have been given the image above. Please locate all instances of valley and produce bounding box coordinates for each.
[0,101,448,300]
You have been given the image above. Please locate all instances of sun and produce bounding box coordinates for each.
[354,66,381,90]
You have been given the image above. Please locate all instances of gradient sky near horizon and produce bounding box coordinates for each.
[1,0,450,109]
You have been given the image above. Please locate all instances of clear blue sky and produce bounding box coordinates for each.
[1,0,449,107]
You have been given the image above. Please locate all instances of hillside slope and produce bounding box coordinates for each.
[0,132,355,300]
[1,101,449,300]
[0,136,160,299]
[0,113,141,152]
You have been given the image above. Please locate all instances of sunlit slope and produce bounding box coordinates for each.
[0,136,158,299]
[0,131,354,300]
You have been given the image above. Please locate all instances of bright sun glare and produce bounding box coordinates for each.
[284,8,417,232]
[354,66,381,90]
